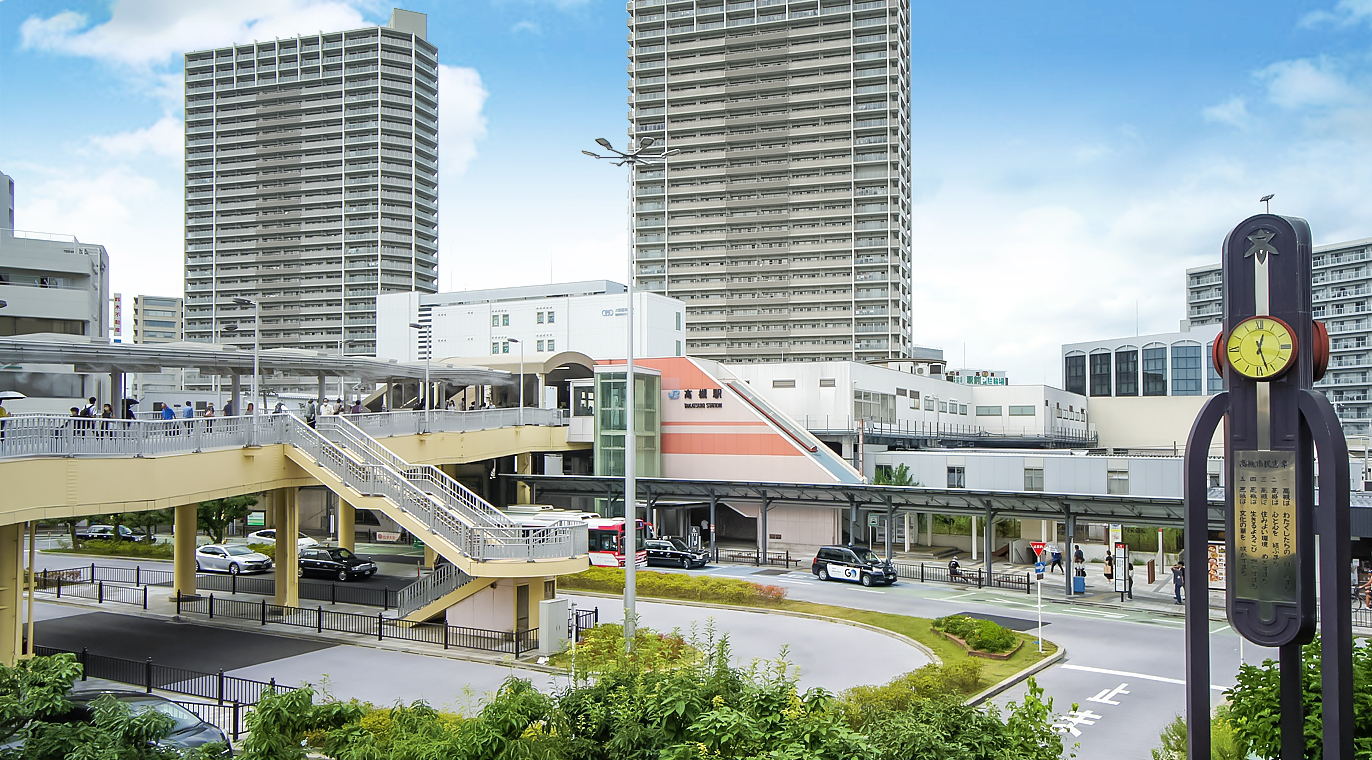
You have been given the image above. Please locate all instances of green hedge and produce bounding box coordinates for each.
[559,567,786,606]
[932,615,1018,654]
[47,539,174,560]
[248,543,275,560]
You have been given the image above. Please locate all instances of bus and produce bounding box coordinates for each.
[586,517,649,568]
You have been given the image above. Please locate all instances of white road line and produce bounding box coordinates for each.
[1212,625,1231,633]
[1056,609,1127,619]
[935,591,979,601]
[780,580,814,586]
[859,589,885,594]
[1062,664,1228,691]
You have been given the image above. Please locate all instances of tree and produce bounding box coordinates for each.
[197,495,258,544]
[121,510,172,543]
[873,464,917,486]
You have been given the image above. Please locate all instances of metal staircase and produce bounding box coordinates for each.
[396,564,475,620]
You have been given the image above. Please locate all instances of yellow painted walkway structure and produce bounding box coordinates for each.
[0,410,590,664]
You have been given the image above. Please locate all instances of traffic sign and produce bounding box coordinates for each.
[1034,561,1046,580]
[1031,541,1046,558]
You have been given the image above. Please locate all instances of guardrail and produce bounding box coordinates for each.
[397,563,471,619]
[36,564,401,609]
[176,593,539,656]
[348,407,566,438]
[35,644,293,704]
[891,561,1033,594]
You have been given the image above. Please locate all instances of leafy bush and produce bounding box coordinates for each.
[560,567,787,606]
[49,539,174,559]
[248,542,275,560]
[557,623,701,678]
[932,614,1019,654]
[838,659,984,726]
[1151,708,1243,760]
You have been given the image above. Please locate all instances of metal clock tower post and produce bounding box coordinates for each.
[1182,214,1352,759]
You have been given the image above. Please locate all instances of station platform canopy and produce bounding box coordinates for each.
[0,335,513,385]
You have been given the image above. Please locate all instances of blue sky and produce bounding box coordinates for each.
[3,0,1372,384]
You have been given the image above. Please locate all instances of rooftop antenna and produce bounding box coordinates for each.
[1260,194,1274,213]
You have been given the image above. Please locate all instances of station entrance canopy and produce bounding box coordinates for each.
[511,473,1227,530]
[0,335,514,386]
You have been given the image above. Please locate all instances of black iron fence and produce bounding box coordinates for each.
[570,606,599,642]
[34,574,150,609]
[39,564,400,609]
[891,561,1033,594]
[172,700,249,742]
[176,594,539,657]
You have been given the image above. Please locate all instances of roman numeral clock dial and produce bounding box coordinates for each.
[1225,315,1297,381]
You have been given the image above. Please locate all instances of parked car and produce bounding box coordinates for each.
[298,546,377,581]
[811,545,897,587]
[246,529,318,549]
[195,543,272,575]
[75,524,143,543]
[644,537,709,569]
[1,689,230,755]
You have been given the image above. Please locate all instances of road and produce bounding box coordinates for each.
[30,550,1267,757]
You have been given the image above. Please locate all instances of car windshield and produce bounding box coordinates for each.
[667,538,690,551]
[224,545,255,556]
[329,548,355,561]
[123,699,203,733]
[856,549,883,564]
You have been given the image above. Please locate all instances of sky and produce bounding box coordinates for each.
[3,0,1372,386]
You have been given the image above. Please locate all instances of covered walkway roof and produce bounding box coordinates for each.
[0,335,512,385]
[511,474,1227,529]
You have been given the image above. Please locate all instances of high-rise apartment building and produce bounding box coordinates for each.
[1181,237,1372,435]
[182,8,438,390]
[627,0,912,363]
[128,295,186,397]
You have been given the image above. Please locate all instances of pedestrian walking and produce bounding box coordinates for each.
[305,398,318,428]
[204,402,215,433]
[182,400,195,433]
[222,399,234,417]
[1124,557,1134,599]
[0,397,10,441]
[160,404,175,421]
[1171,559,1185,604]
[100,403,114,438]
[1103,552,1115,585]
[1049,544,1064,573]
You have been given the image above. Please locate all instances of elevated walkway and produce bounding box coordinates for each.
[0,411,590,647]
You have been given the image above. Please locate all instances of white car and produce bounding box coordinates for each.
[195,544,272,575]
[245,529,318,549]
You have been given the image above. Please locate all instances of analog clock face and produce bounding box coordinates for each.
[1226,316,1297,380]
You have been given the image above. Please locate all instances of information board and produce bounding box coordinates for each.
[1233,450,1298,604]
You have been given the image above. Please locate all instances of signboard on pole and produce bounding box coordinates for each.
[1113,542,1129,594]
[1034,561,1046,580]
[1207,541,1227,592]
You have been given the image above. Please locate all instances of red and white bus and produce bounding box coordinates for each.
[586,517,649,568]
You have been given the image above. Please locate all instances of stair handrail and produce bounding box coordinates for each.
[317,415,515,528]
[396,564,470,619]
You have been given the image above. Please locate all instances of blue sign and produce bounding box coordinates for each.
[1035,561,1046,576]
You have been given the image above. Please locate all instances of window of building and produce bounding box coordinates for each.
[1009,405,1035,416]
[820,378,837,387]
[676,340,682,356]
[1107,469,1130,495]
[924,398,934,411]
[938,401,948,413]
[947,466,965,488]
[1089,351,1112,396]
[0,317,85,337]
[772,379,796,388]
[1115,347,1138,396]
[854,389,896,423]
[1171,342,1202,396]
[547,311,555,323]
[959,404,968,415]
[676,312,682,330]
[1206,341,1224,394]
[975,406,1002,416]
[491,315,499,328]
[1064,353,1086,395]
[491,343,499,354]
[537,311,545,324]
[536,340,545,351]
[572,385,594,417]
[547,339,555,351]
[1024,467,1044,492]
[1143,344,1167,396]
[502,314,510,327]
[502,342,510,354]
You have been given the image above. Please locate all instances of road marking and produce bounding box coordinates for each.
[1056,608,1127,619]
[1086,683,1130,705]
[859,589,885,594]
[935,591,979,601]
[1062,664,1228,691]
[780,580,814,586]
[1212,624,1231,633]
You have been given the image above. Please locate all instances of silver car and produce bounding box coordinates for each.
[195,544,272,575]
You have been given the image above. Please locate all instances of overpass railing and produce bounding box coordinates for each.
[347,407,566,438]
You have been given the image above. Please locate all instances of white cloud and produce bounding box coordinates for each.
[511,20,542,34]
[1256,57,1358,109]
[1300,0,1372,28]
[88,115,184,159]
[1202,96,1250,128]
[438,65,490,177]
[20,0,373,71]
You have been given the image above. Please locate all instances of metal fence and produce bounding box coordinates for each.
[34,645,292,705]
[570,606,599,642]
[176,593,539,657]
[891,561,1033,594]
[38,564,401,609]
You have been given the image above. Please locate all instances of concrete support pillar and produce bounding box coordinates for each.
[338,499,355,552]
[174,503,197,599]
[971,516,978,561]
[903,512,910,553]
[273,489,299,607]
[884,501,893,561]
[1065,507,1076,597]
[424,544,437,569]
[230,374,241,417]
[926,512,932,547]
[709,494,718,562]
[847,496,858,546]
[110,371,124,418]
[758,497,769,565]
[516,452,532,505]
[983,504,994,576]
[0,523,21,665]
[317,374,326,406]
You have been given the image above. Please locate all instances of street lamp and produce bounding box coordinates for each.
[231,297,260,426]
[584,135,678,650]
[408,322,431,431]
[1260,194,1274,213]
[507,337,524,426]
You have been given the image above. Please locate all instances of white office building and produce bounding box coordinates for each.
[627,0,913,363]
[182,8,438,391]
[1182,236,1372,435]
[0,171,113,413]
[127,295,186,398]
[375,281,687,363]
[1062,325,1224,399]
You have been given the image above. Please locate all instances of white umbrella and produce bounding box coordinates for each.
[0,391,25,401]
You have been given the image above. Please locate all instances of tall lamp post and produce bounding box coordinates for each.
[408,322,431,432]
[583,136,677,650]
[231,298,260,431]
[508,337,524,426]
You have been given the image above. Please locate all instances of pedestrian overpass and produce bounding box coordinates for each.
[0,409,591,664]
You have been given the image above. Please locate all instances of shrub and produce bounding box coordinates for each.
[559,567,787,606]
[557,623,703,678]
[932,615,1018,654]
[50,539,175,560]
[248,542,275,560]
[839,659,985,727]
